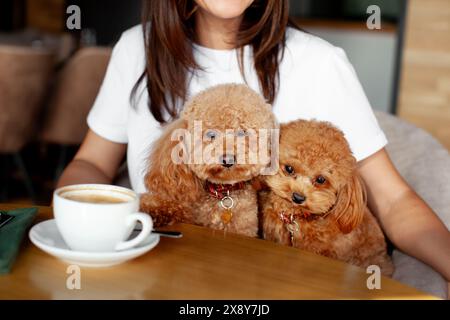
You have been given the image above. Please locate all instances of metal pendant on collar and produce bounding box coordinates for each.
[219,191,234,225]
[279,212,301,245]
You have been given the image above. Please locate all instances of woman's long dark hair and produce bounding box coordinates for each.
[132,0,294,123]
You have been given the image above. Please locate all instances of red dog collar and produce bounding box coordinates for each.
[205,181,246,199]
[279,210,311,224]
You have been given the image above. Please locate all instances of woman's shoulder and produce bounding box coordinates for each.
[109,25,146,76]
[284,26,344,62]
[117,24,145,49]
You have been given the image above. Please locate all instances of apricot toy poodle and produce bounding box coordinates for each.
[140,84,278,237]
[259,120,394,275]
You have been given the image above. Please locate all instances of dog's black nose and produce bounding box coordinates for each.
[292,192,306,204]
[220,154,235,168]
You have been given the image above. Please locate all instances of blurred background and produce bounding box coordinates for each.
[0,0,448,205]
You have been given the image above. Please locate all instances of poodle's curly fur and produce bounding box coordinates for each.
[140,84,278,237]
[259,120,394,275]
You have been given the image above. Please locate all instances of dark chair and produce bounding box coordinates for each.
[40,47,112,180]
[0,44,55,202]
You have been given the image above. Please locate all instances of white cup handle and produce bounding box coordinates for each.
[115,212,153,251]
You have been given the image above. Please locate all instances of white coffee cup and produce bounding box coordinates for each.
[53,184,153,252]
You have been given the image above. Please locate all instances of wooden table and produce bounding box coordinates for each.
[0,204,437,300]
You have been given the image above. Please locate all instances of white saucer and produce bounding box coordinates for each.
[29,219,160,267]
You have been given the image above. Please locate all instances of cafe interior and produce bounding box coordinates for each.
[0,0,449,301]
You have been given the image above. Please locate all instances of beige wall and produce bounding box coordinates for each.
[398,0,450,150]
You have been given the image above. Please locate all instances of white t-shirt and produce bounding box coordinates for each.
[87,25,387,193]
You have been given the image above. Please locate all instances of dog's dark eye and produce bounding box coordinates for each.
[315,175,326,185]
[205,130,217,140]
[284,165,294,175]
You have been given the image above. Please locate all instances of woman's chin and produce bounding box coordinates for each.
[196,0,254,20]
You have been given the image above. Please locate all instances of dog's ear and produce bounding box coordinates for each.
[331,173,366,234]
[144,118,202,203]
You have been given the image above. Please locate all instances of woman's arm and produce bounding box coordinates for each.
[358,148,450,284]
[57,130,127,188]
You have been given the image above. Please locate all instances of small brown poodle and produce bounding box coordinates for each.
[259,120,394,275]
[140,84,278,237]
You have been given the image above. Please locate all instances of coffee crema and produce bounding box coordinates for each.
[61,193,129,204]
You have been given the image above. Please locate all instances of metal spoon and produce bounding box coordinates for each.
[133,227,183,239]
[152,230,183,238]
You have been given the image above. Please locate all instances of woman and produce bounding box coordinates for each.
[58,0,450,292]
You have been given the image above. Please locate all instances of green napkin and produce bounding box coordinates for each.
[0,207,38,274]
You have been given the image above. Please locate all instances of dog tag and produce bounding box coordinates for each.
[221,209,233,224]
[286,221,300,245]
[285,221,299,234]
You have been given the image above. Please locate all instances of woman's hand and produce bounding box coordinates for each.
[358,149,450,286]
[57,130,127,188]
